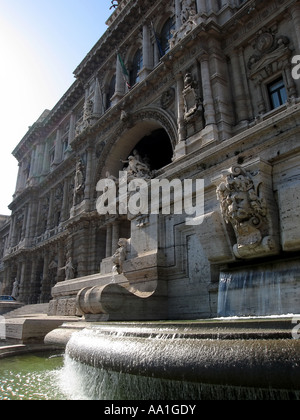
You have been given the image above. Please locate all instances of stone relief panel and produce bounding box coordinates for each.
[170,0,198,49]
[182,72,202,123]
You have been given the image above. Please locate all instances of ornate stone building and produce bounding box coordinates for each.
[1,0,300,320]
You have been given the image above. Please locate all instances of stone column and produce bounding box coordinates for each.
[140,22,152,80]
[18,259,28,303]
[200,54,217,126]
[9,215,17,248]
[174,73,187,159]
[112,221,120,255]
[175,0,182,30]
[208,41,232,140]
[291,3,300,52]
[106,224,112,258]
[84,147,94,204]
[46,189,54,230]
[42,141,50,175]
[57,243,66,282]
[61,177,70,222]
[209,0,219,13]
[29,148,36,178]
[230,48,249,124]
[29,258,39,304]
[93,78,103,117]
[34,143,44,176]
[15,162,23,194]
[256,78,266,115]
[40,251,50,303]
[21,203,29,241]
[196,0,207,14]
[52,129,62,167]
[112,54,124,106]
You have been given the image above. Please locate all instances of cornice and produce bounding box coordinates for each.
[12,80,84,162]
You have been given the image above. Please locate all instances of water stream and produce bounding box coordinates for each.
[217,261,300,317]
[0,352,65,400]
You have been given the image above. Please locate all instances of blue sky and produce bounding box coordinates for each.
[0,0,114,214]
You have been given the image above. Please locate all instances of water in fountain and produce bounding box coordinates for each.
[58,324,300,400]
[58,353,300,400]
[217,260,300,317]
[0,352,65,400]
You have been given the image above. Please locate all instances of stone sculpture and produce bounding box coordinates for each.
[60,257,75,280]
[73,159,85,206]
[216,165,274,259]
[112,238,128,275]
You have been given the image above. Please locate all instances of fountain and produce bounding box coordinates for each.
[45,160,300,400]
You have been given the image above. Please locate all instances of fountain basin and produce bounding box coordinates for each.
[63,319,300,397]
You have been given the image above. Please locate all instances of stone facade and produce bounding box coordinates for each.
[1,0,300,319]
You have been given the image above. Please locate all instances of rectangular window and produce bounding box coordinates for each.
[268,78,287,110]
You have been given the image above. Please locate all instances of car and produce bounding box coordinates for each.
[0,296,16,302]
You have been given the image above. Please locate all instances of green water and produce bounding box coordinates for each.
[0,352,65,400]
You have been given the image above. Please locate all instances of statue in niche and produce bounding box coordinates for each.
[83,99,94,122]
[75,99,95,135]
[181,0,197,25]
[112,238,128,275]
[170,0,198,48]
[121,150,152,181]
[73,159,85,206]
[183,72,202,123]
[60,257,75,281]
[216,165,273,259]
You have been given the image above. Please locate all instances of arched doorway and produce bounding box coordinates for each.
[128,128,173,172]
[98,122,175,180]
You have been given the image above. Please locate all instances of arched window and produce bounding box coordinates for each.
[161,17,175,56]
[106,75,116,110]
[130,49,143,87]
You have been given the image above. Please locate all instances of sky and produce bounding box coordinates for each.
[0,0,114,215]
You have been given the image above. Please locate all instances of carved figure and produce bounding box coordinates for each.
[60,257,75,280]
[181,0,197,24]
[73,159,85,206]
[121,150,151,180]
[216,166,269,258]
[112,238,128,274]
[83,99,94,122]
[11,278,19,299]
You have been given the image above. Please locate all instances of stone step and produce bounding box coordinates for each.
[3,303,49,319]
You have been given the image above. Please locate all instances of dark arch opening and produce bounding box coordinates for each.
[129,128,173,171]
